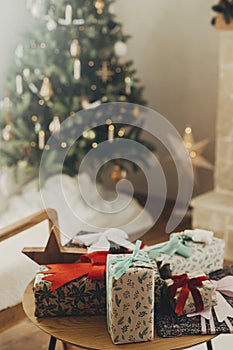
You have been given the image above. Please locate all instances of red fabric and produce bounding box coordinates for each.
[41,251,109,291]
[168,274,209,316]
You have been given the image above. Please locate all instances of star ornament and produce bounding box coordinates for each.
[96,61,114,83]
[22,226,87,265]
[183,127,214,184]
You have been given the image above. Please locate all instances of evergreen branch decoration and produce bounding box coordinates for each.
[212,0,233,25]
[0,0,156,182]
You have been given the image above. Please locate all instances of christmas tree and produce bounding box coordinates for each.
[0,0,153,181]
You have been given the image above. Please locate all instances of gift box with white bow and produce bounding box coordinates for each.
[145,229,225,275]
[155,267,233,337]
[70,228,136,253]
[106,241,155,345]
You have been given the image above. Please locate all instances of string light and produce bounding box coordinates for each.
[92,142,98,148]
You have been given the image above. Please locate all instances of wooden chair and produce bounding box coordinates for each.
[0,208,59,333]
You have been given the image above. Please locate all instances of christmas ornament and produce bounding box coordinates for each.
[23,68,30,78]
[29,82,38,94]
[74,58,81,80]
[111,164,127,182]
[22,228,86,264]
[40,76,53,100]
[16,75,23,95]
[96,61,114,83]
[70,39,81,79]
[83,129,96,139]
[58,4,73,25]
[49,116,61,134]
[38,130,45,149]
[114,41,127,57]
[80,95,90,109]
[2,120,13,141]
[0,97,13,111]
[46,17,57,31]
[30,0,44,18]
[125,76,133,95]
[183,127,214,183]
[118,128,125,137]
[34,122,41,134]
[70,39,80,57]
[108,124,115,141]
[94,0,105,14]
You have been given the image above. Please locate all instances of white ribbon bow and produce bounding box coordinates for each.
[76,228,135,253]
[184,228,213,245]
[187,276,233,334]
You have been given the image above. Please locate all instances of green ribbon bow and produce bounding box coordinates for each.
[110,240,150,280]
[146,233,192,260]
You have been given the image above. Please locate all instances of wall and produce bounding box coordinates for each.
[114,0,219,198]
[0,0,219,199]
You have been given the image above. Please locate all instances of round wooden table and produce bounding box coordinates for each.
[23,281,215,350]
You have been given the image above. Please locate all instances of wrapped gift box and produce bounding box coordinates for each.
[33,250,108,318]
[156,267,233,336]
[106,244,155,345]
[34,265,106,317]
[149,236,225,275]
[165,271,217,315]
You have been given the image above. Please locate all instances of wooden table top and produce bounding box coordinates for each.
[23,281,215,350]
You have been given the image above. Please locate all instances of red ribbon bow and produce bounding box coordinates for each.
[41,251,109,292]
[168,273,209,315]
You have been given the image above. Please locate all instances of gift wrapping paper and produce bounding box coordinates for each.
[156,266,233,336]
[166,271,217,315]
[107,252,155,344]
[34,265,106,317]
[156,237,225,275]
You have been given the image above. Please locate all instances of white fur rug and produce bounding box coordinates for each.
[0,172,153,310]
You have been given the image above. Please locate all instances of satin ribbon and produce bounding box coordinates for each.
[76,228,135,253]
[169,274,209,316]
[184,229,213,245]
[187,276,233,333]
[145,233,193,260]
[41,251,109,292]
[110,240,150,280]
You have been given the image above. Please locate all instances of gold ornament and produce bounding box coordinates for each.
[94,0,105,14]
[49,116,61,134]
[183,127,214,183]
[96,61,114,83]
[70,39,80,57]
[111,164,127,182]
[40,76,53,101]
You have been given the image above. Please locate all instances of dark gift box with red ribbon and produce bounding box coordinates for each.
[156,266,233,336]
[165,271,217,316]
[33,251,108,317]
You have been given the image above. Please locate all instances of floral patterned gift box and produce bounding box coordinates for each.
[146,232,225,275]
[106,241,155,345]
[33,251,108,317]
[165,271,217,316]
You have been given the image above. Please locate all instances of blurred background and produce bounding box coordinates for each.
[0,0,218,199]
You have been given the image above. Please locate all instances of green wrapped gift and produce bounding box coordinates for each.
[106,241,155,345]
